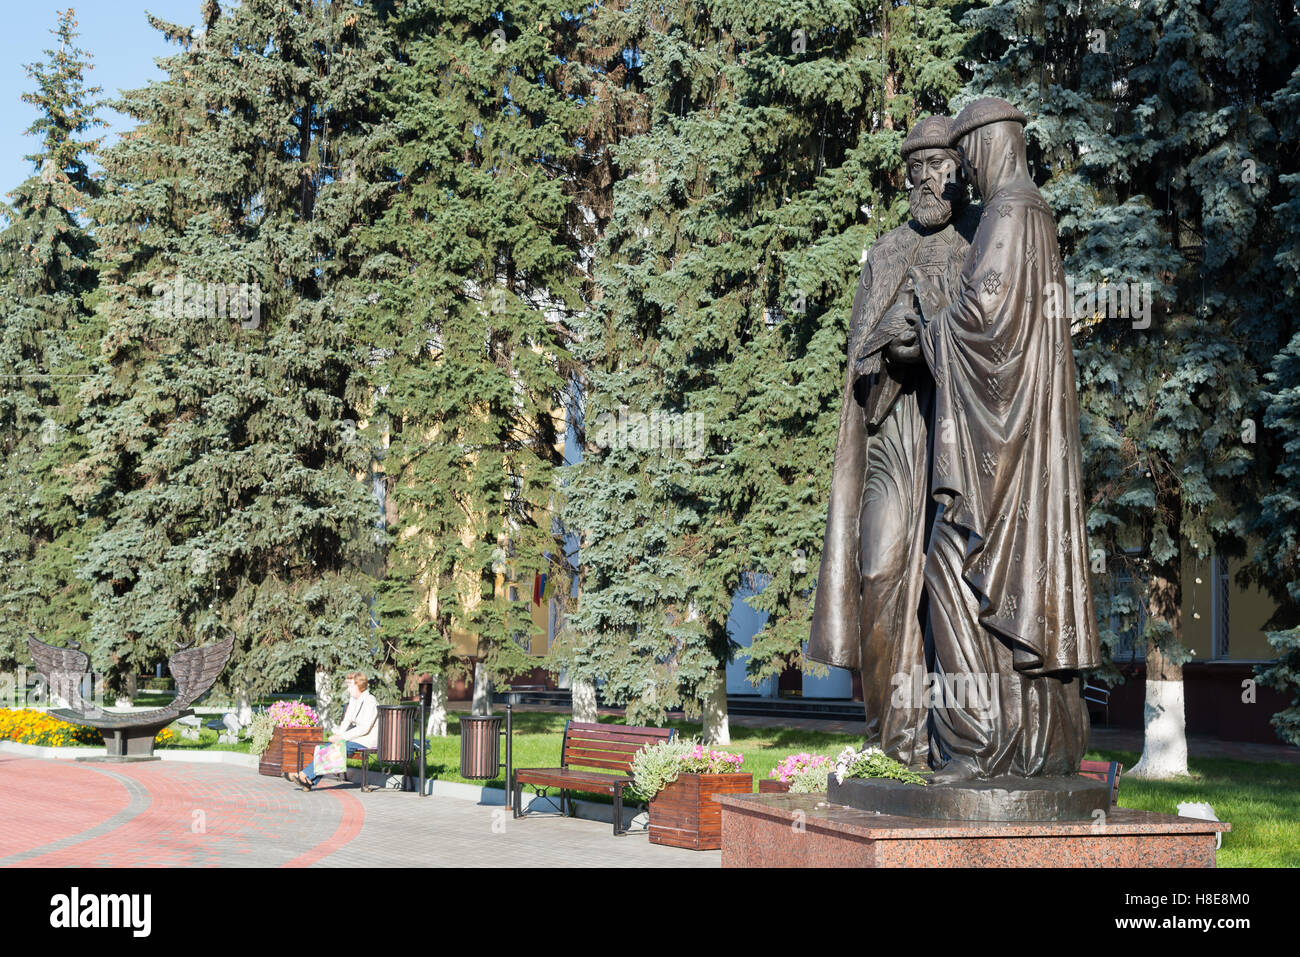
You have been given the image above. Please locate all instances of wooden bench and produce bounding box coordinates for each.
[511,721,675,835]
[1079,759,1123,807]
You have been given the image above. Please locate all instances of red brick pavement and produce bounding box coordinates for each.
[282,780,365,868]
[0,758,365,867]
[0,757,132,859]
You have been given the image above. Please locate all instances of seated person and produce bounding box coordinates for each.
[290,671,378,790]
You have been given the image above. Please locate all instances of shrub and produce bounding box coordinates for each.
[832,745,928,786]
[247,712,275,757]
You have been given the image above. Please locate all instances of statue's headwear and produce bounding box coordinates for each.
[949,97,1028,145]
[901,115,955,159]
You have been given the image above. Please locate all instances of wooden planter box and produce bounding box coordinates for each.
[649,772,753,850]
[257,725,323,777]
[758,779,792,793]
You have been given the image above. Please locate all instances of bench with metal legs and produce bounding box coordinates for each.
[511,721,675,836]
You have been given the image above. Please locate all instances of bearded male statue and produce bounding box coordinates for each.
[808,116,979,769]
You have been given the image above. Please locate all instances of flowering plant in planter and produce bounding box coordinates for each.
[629,738,745,801]
[769,752,833,793]
[681,742,744,774]
[251,701,323,773]
[266,700,320,728]
[832,745,928,786]
[635,738,752,851]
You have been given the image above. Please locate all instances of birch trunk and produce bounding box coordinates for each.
[1130,562,1190,779]
[235,685,253,726]
[572,678,598,723]
[425,672,449,737]
[315,666,336,733]
[472,660,493,716]
[702,668,730,745]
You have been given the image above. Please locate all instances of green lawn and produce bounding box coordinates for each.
[1085,746,1300,868]
[161,727,253,753]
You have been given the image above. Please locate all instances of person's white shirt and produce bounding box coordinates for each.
[336,690,379,749]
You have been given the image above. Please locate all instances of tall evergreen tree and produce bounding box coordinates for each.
[360,0,582,718]
[561,0,742,731]
[562,1,970,735]
[955,0,1298,770]
[0,8,103,669]
[722,0,972,695]
[79,0,397,705]
[1255,8,1300,746]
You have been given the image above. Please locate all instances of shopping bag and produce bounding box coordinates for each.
[313,742,345,775]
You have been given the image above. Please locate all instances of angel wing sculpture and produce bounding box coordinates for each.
[26,633,236,760]
[168,635,236,710]
[25,636,94,713]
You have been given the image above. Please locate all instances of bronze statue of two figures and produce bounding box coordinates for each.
[809,99,1107,820]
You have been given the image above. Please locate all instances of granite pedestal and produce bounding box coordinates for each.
[717,793,1230,868]
[828,775,1110,821]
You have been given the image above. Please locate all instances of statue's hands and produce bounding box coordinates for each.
[878,298,918,337]
[907,268,944,320]
[879,298,921,365]
[886,326,922,364]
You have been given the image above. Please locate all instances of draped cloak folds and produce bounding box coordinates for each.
[917,176,1101,677]
[807,205,979,677]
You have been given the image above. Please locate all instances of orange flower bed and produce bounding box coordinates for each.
[0,709,176,748]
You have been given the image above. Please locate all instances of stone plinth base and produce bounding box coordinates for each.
[75,755,161,763]
[828,774,1110,821]
[717,794,1229,868]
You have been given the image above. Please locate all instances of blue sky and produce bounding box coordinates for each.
[1,1,202,202]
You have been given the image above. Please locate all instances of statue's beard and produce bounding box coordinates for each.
[910,186,953,229]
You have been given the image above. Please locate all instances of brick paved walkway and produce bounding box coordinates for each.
[0,756,717,868]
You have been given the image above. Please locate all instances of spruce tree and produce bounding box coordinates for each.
[0,8,103,669]
[1254,8,1300,746]
[562,1,971,734]
[80,0,397,705]
[954,0,1298,769]
[359,0,581,717]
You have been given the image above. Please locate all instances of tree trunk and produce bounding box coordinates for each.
[472,660,493,716]
[315,666,335,733]
[425,672,449,737]
[572,677,598,723]
[702,668,730,745]
[1130,562,1190,778]
[235,685,253,726]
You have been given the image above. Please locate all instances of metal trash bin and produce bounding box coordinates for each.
[460,714,502,779]
[378,704,417,764]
